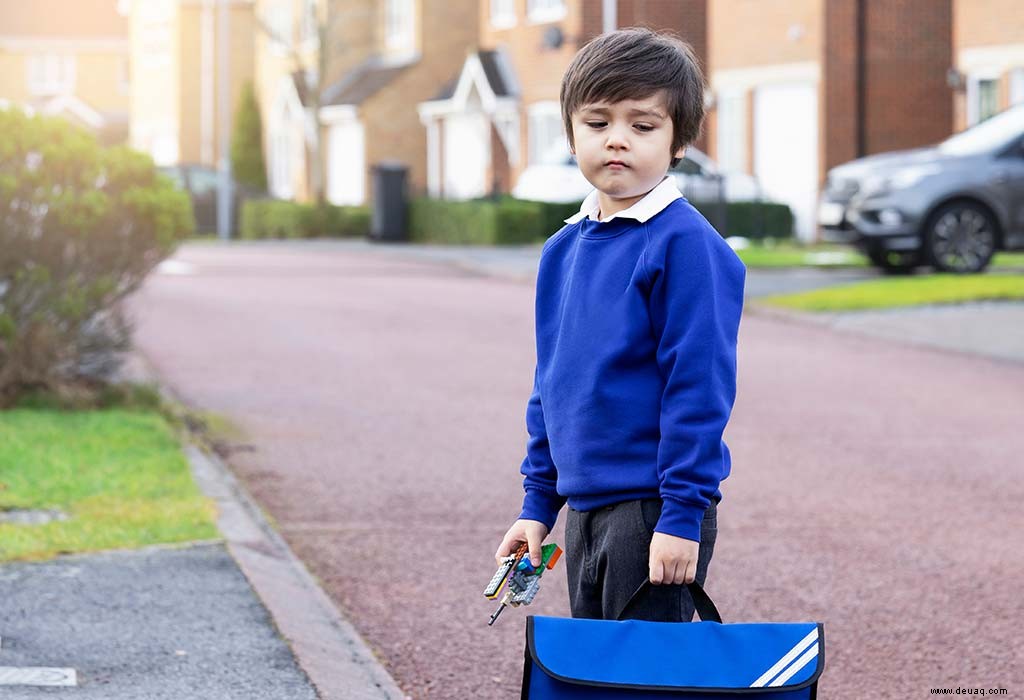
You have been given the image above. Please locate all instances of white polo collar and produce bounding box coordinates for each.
[563,176,683,225]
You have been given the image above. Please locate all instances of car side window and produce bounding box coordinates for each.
[672,157,703,176]
[189,168,220,196]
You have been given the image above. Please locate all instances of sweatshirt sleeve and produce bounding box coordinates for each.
[517,366,567,531]
[644,222,746,542]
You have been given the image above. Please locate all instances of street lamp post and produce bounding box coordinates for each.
[216,0,232,240]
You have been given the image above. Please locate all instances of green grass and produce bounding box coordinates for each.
[733,241,1024,270]
[0,408,219,562]
[761,273,1024,312]
[734,241,869,268]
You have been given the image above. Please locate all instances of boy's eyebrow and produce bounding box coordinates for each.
[580,106,668,119]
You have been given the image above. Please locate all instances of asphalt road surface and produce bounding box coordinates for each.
[128,242,1023,699]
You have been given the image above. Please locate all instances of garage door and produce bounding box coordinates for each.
[754,83,818,241]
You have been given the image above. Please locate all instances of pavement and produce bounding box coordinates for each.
[118,241,1023,699]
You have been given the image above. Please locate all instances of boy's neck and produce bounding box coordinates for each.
[594,180,664,221]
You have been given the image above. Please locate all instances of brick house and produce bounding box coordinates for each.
[125,0,256,168]
[706,0,953,241]
[416,0,707,200]
[0,0,130,143]
[255,0,478,204]
[952,0,1024,130]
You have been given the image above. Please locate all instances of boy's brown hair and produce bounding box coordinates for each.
[560,27,705,168]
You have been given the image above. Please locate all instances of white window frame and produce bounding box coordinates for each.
[490,0,516,29]
[715,88,747,174]
[528,101,565,165]
[1010,67,1024,107]
[966,69,1001,126]
[26,54,76,96]
[385,0,415,54]
[266,0,293,52]
[527,0,566,24]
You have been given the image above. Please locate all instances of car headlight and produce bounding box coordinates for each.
[861,165,941,197]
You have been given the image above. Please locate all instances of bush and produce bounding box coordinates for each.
[408,196,793,245]
[409,196,578,245]
[0,108,193,407]
[231,81,267,191]
[690,200,794,240]
[238,199,370,239]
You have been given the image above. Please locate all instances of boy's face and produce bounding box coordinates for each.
[569,91,685,216]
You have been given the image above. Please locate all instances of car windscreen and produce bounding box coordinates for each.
[939,105,1024,156]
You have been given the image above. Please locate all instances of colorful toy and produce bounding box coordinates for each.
[485,542,562,625]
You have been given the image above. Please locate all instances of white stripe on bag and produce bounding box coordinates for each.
[768,644,819,687]
[749,628,819,687]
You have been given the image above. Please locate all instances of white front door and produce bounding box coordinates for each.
[754,82,818,241]
[443,112,489,200]
[327,120,366,205]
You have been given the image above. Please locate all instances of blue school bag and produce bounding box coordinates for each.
[521,580,824,699]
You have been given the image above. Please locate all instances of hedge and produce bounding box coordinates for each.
[238,199,370,239]
[409,196,793,245]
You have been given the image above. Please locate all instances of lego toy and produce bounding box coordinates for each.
[485,542,562,625]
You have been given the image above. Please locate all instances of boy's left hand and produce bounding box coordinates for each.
[648,532,699,585]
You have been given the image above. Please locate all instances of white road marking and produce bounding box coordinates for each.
[157,260,198,275]
[0,666,77,686]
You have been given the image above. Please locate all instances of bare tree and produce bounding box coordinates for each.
[255,0,343,204]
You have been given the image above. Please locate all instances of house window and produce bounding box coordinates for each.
[528,101,565,165]
[490,0,516,29]
[385,0,415,53]
[527,0,566,24]
[26,55,76,96]
[267,0,293,48]
[967,72,1000,126]
[300,0,318,44]
[715,89,747,174]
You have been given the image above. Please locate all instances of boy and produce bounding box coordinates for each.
[494,28,746,623]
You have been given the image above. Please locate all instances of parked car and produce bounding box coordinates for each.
[819,104,1024,273]
[512,146,762,204]
[158,164,267,237]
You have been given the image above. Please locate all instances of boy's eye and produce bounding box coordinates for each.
[585,121,606,128]
[634,124,654,132]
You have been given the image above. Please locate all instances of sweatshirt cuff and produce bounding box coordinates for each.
[518,488,566,532]
[654,496,706,542]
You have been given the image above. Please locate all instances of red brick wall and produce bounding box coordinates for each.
[862,0,953,155]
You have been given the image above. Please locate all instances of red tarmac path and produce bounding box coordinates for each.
[128,242,1023,699]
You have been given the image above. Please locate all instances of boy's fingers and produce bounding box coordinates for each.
[527,535,542,566]
[649,560,664,585]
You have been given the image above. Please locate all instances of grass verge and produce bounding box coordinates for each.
[0,405,219,562]
[733,241,1024,271]
[761,273,1024,312]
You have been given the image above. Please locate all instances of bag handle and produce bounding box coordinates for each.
[616,579,723,623]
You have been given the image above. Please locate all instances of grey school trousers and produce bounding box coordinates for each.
[564,497,718,621]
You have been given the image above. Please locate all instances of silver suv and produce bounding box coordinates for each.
[819,104,1024,273]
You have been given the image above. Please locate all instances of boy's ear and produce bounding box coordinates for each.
[673,145,687,159]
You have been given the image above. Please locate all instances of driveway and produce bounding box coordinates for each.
[128,241,1024,699]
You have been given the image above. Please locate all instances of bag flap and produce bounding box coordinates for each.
[528,616,824,693]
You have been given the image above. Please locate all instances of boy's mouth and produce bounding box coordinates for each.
[605,160,628,168]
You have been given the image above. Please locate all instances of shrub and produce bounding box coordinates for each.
[690,200,794,240]
[238,199,370,239]
[0,108,193,406]
[231,81,268,191]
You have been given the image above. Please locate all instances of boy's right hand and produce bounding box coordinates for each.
[495,519,550,568]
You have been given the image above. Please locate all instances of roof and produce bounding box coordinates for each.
[430,50,516,102]
[0,0,127,39]
[321,59,411,107]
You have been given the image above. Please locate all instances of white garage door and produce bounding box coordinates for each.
[327,120,366,206]
[754,83,818,241]
[443,112,489,200]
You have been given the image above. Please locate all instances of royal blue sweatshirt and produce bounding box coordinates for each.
[517,190,746,542]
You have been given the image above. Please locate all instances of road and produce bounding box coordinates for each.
[128,242,1024,699]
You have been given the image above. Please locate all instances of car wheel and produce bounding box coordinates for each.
[923,201,997,274]
[866,248,921,275]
